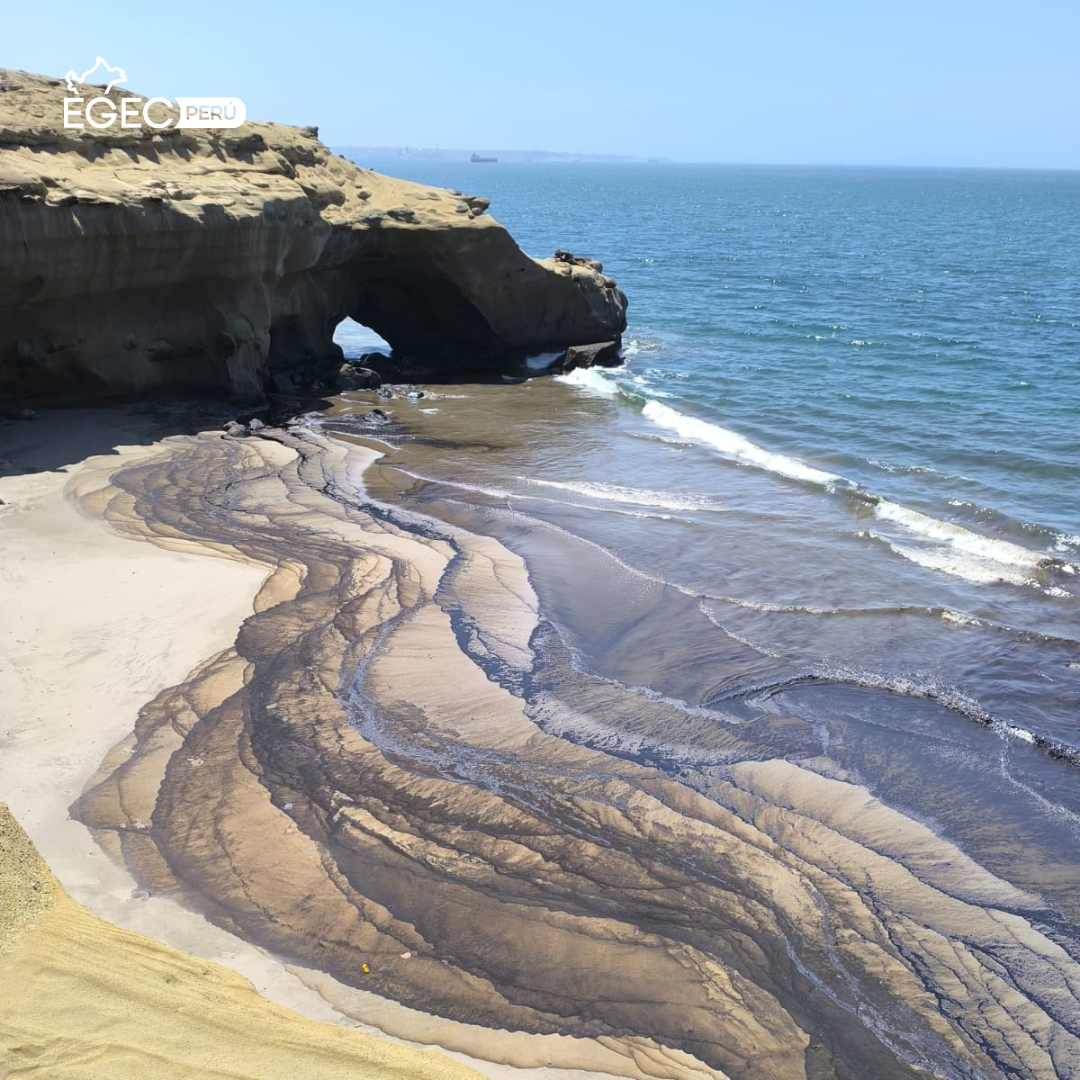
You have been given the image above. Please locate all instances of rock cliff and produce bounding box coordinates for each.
[0,70,627,401]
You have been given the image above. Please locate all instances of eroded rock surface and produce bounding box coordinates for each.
[0,70,627,400]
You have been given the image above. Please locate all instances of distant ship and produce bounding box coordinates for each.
[470,152,498,163]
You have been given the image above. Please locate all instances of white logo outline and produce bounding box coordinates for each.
[65,57,127,96]
[61,59,245,130]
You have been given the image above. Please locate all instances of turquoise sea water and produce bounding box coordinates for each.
[336,160,1080,772]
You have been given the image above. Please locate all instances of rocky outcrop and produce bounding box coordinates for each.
[0,71,627,401]
[557,340,622,372]
[336,364,381,391]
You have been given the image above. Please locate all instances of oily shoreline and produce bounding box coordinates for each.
[0,408,490,1079]
[68,423,725,1078]
[0,408,652,1080]
[8,401,1070,1080]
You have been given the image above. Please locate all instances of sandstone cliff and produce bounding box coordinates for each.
[0,71,627,401]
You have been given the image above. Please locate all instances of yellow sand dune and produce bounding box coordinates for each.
[0,803,482,1080]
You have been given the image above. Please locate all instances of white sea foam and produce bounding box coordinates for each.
[941,609,982,627]
[559,384,1076,594]
[870,500,1080,591]
[815,664,993,724]
[555,367,619,396]
[403,472,689,523]
[630,373,676,399]
[641,400,844,486]
[638,403,1079,590]
[867,532,1035,587]
[874,500,1050,570]
[1007,725,1037,744]
[520,477,726,514]
[624,336,663,355]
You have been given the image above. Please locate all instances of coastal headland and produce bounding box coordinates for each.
[0,69,626,403]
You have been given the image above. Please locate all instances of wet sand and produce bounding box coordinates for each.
[3,404,1080,1079]
[0,409,707,1079]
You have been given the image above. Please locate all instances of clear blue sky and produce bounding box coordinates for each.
[6,0,1078,168]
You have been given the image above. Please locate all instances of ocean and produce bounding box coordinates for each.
[322,161,1080,1073]
[338,161,1079,724]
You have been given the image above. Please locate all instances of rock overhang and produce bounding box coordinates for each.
[0,69,627,402]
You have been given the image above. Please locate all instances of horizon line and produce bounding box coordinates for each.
[331,147,1080,174]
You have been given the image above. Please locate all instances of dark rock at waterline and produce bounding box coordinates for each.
[558,341,621,372]
[271,373,297,396]
[223,420,247,437]
[336,364,382,391]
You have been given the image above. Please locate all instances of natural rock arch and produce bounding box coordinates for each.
[0,70,627,401]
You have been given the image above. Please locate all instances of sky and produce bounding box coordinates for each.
[5,0,1078,169]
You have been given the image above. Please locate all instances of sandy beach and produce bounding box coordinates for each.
[3,401,1080,1080]
[0,407,704,1080]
